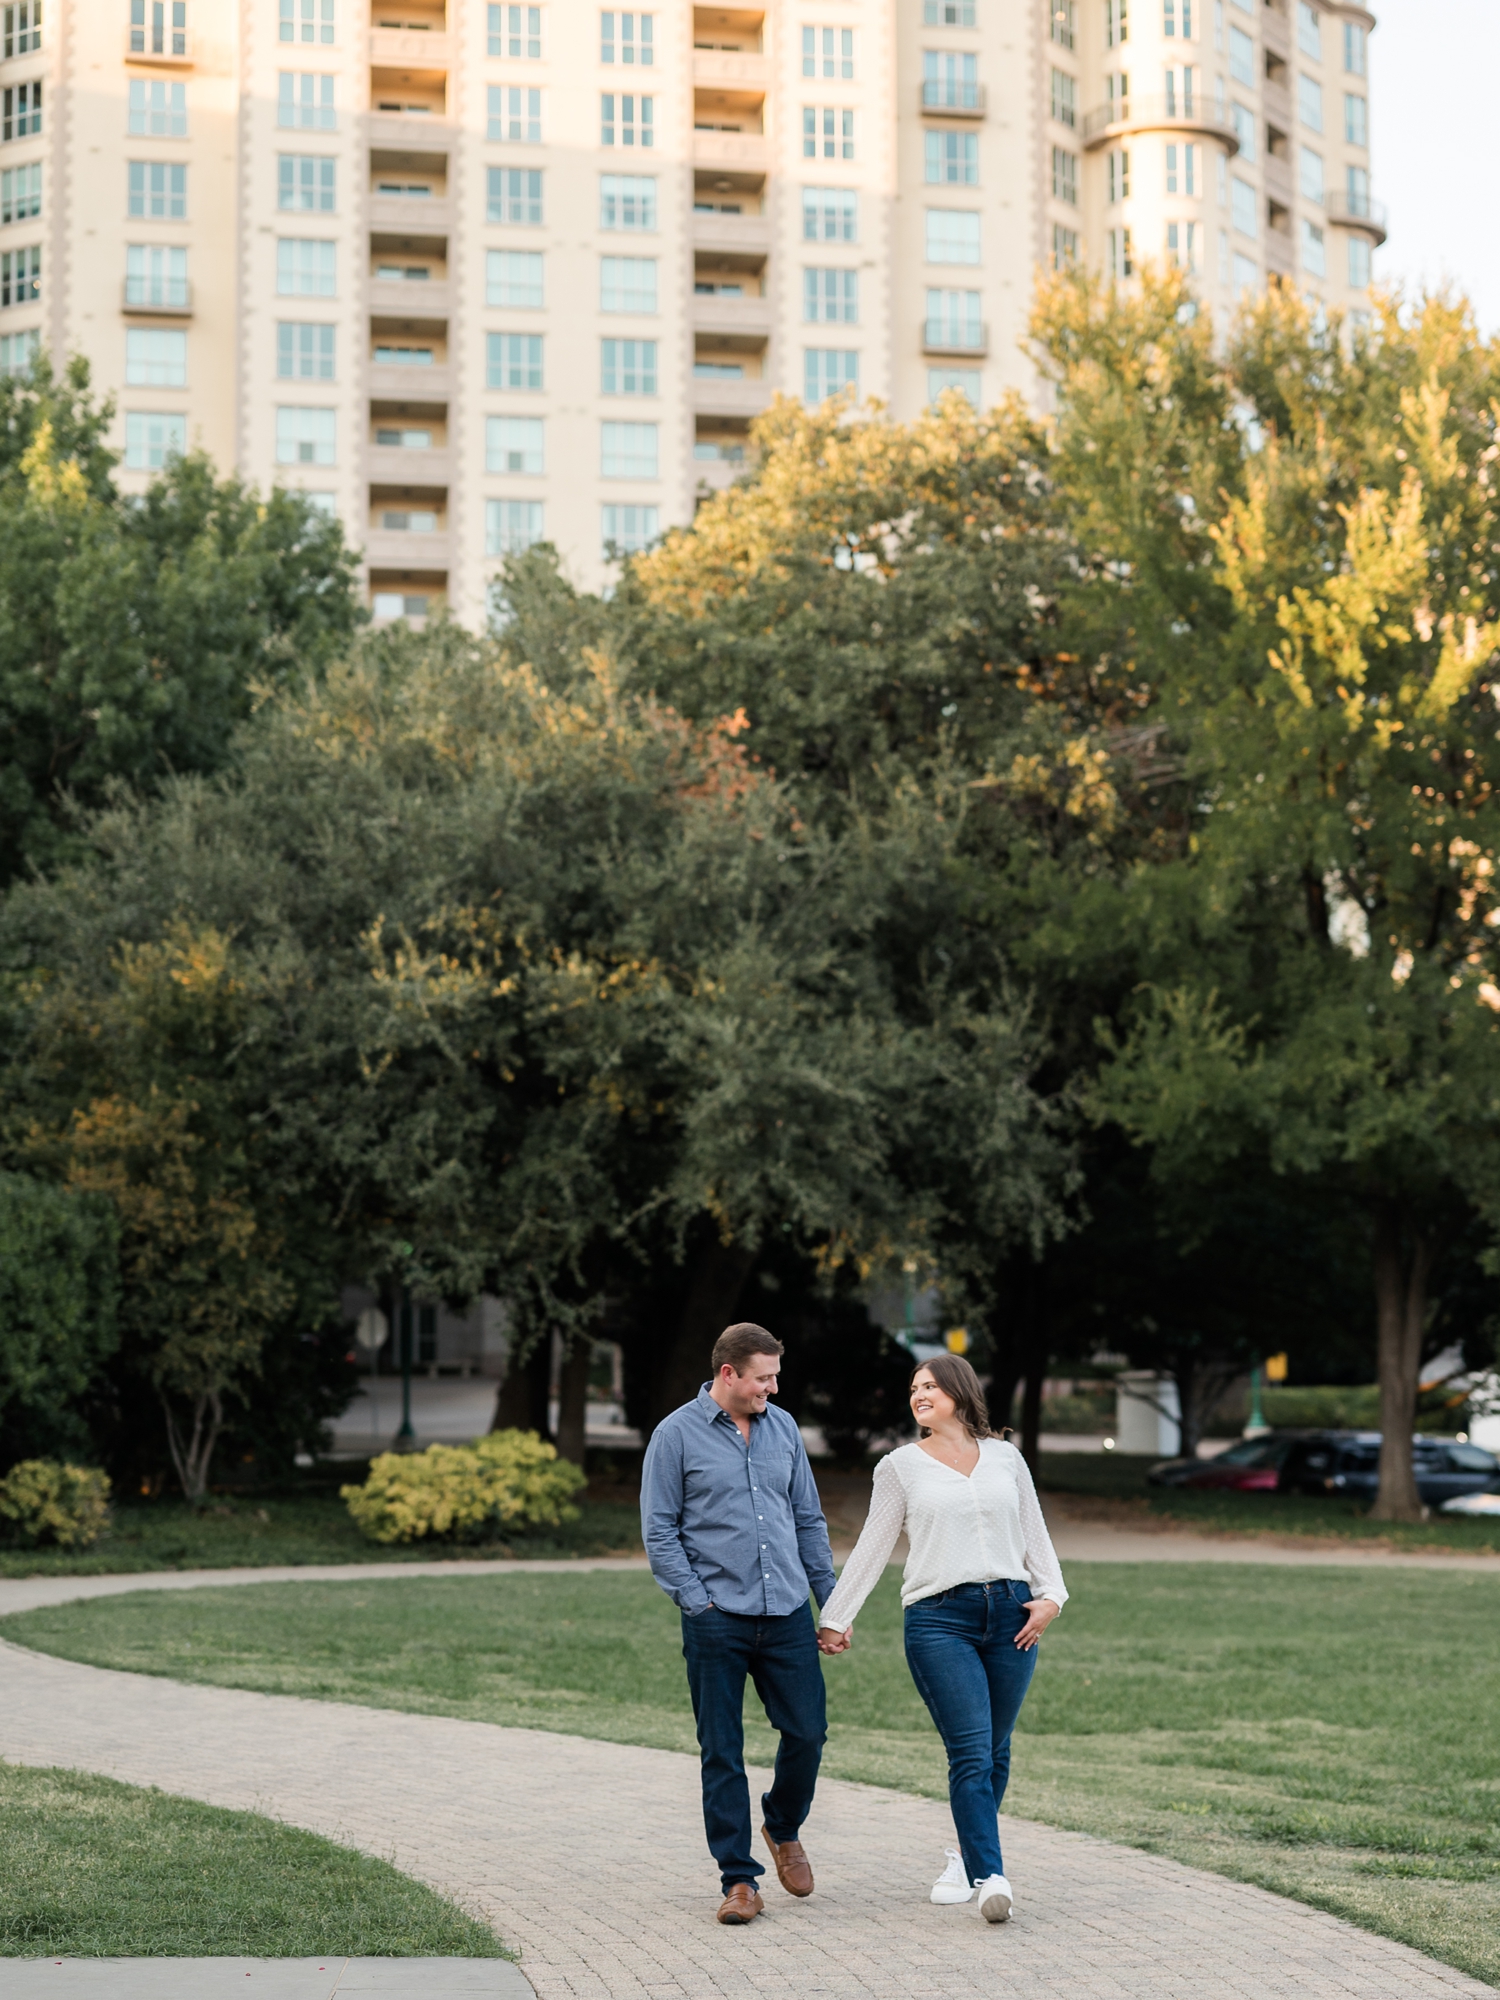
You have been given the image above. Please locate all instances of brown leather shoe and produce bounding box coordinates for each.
[761,1824,814,1897]
[716,1882,765,1924]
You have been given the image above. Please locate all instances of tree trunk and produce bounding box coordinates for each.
[641,1237,757,1438]
[1019,1349,1046,1480]
[493,1335,552,1437]
[1173,1356,1243,1460]
[1369,1199,1429,1522]
[554,1336,593,1466]
[161,1386,224,1503]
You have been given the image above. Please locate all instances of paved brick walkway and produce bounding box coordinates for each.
[2,1959,530,1997]
[1,1637,1490,1999]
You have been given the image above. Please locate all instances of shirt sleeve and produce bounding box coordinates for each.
[640,1420,713,1615]
[1013,1446,1069,1610]
[816,1454,907,1634]
[787,1424,838,1611]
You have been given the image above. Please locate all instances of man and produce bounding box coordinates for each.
[641,1321,843,1925]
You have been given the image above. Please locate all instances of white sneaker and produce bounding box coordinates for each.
[975,1873,1014,1923]
[930,1848,973,1904]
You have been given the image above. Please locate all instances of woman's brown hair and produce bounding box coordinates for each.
[911,1352,994,1440]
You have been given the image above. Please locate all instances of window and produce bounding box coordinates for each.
[602,504,657,554]
[280,0,333,42]
[1300,217,1325,276]
[803,107,854,159]
[3,81,42,141]
[600,174,655,230]
[1106,68,1129,111]
[1050,0,1075,49]
[802,186,857,242]
[486,248,543,306]
[927,49,981,110]
[489,3,541,56]
[129,0,186,56]
[278,154,333,211]
[276,238,335,295]
[1051,222,1079,269]
[124,243,187,305]
[375,177,434,198]
[1230,101,1255,161]
[1217,149,1228,203]
[1345,162,1371,216]
[380,508,439,532]
[487,331,543,389]
[1296,1,1318,58]
[125,411,186,470]
[1342,21,1365,75]
[925,288,981,348]
[373,342,434,364]
[1105,0,1127,47]
[489,86,541,142]
[925,209,980,263]
[2,162,42,224]
[374,425,431,446]
[601,337,656,393]
[487,166,542,224]
[1228,23,1252,83]
[600,254,656,311]
[1048,67,1075,126]
[1165,142,1196,194]
[373,591,431,620]
[601,420,657,478]
[1107,148,1128,201]
[1347,235,1369,288]
[804,349,857,404]
[1233,250,1257,293]
[804,267,858,323]
[1166,219,1198,270]
[802,26,853,77]
[487,415,544,473]
[1230,177,1256,236]
[0,243,39,307]
[1297,73,1322,131]
[1163,0,1191,34]
[924,0,974,21]
[0,328,40,375]
[601,92,652,146]
[925,130,977,184]
[928,367,980,407]
[278,72,335,130]
[1344,92,1366,145]
[487,499,544,556]
[1298,144,1322,202]
[1051,146,1077,204]
[1163,63,1194,113]
[1106,225,1132,278]
[2,2,42,58]
[1218,226,1229,281]
[600,10,652,62]
[276,321,334,378]
[125,327,186,387]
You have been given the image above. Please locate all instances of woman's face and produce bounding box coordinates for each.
[910,1369,957,1428]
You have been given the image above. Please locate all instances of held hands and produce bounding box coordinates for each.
[817,1625,852,1655]
[1014,1597,1061,1651]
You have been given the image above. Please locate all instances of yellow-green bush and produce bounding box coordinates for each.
[0,1459,112,1548]
[341,1428,586,1545]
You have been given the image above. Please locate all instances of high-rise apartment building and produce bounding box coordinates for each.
[0,0,1379,619]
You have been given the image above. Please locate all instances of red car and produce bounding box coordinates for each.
[1148,1434,1293,1491]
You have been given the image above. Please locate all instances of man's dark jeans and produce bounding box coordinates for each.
[681,1602,827,1890]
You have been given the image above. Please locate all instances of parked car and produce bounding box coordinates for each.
[1278,1432,1500,1507]
[1147,1433,1295,1491]
[1442,1490,1500,1516]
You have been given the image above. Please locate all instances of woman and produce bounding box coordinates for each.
[816,1352,1066,1923]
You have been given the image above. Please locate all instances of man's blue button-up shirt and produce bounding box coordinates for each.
[641,1385,837,1618]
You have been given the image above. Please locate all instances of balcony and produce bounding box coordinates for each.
[1263,154,1292,205]
[124,27,191,63]
[122,278,192,315]
[693,130,767,172]
[367,444,451,485]
[693,48,767,88]
[1264,230,1294,278]
[923,319,987,357]
[1326,189,1387,244]
[691,208,770,256]
[692,293,770,339]
[1262,77,1291,126]
[1083,94,1239,154]
[364,527,451,569]
[368,109,448,150]
[369,275,452,316]
[1261,6,1289,59]
[370,27,452,64]
[368,358,452,398]
[691,375,772,420]
[919,80,986,118]
[369,191,452,232]
[694,456,745,494]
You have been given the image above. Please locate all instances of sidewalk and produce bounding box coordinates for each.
[1,1963,531,1997]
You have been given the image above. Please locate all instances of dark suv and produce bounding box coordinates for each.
[1278,1432,1500,1506]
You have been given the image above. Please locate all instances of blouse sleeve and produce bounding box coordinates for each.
[1012,1445,1068,1609]
[816,1453,908,1633]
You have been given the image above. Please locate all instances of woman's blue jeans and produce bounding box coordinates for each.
[903,1579,1038,1885]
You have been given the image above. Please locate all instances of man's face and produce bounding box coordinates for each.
[720,1355,780,1416]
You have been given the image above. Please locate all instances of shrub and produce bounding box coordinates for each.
[0,1459,112,1547]
[341,1429,587,1545]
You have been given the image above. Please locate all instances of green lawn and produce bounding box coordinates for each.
[6,1565,1497,1986]
[0,1761,504,1957]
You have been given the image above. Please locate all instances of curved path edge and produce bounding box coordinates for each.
[0,1637,1490,1999]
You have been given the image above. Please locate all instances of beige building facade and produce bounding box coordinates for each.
[0,0,1379,619]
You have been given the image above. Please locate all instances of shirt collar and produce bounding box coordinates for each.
[697,1382,766,1425]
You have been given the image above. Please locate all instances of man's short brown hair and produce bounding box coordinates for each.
[711,1322,784,1375]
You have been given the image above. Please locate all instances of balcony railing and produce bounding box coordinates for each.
[1325,188,1388,242]
[122,276,192,313]
[923,319,987,355]
[1082,93,1238,150]
[125,27,191,61]
[920,79,986,116]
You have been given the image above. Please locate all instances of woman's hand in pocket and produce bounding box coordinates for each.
[1014,1598,1060,1651]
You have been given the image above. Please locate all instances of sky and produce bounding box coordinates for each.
[1371,0,1500,334]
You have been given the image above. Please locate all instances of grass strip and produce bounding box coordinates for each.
[0,1761,504,1957]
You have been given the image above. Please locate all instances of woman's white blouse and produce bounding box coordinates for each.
[818,1437,1068,1632]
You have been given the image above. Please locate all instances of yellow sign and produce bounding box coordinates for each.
[945,1328,969,1355]
[1265,1352,1288,1383]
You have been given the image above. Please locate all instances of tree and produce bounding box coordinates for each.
[0,1170,118,1468]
